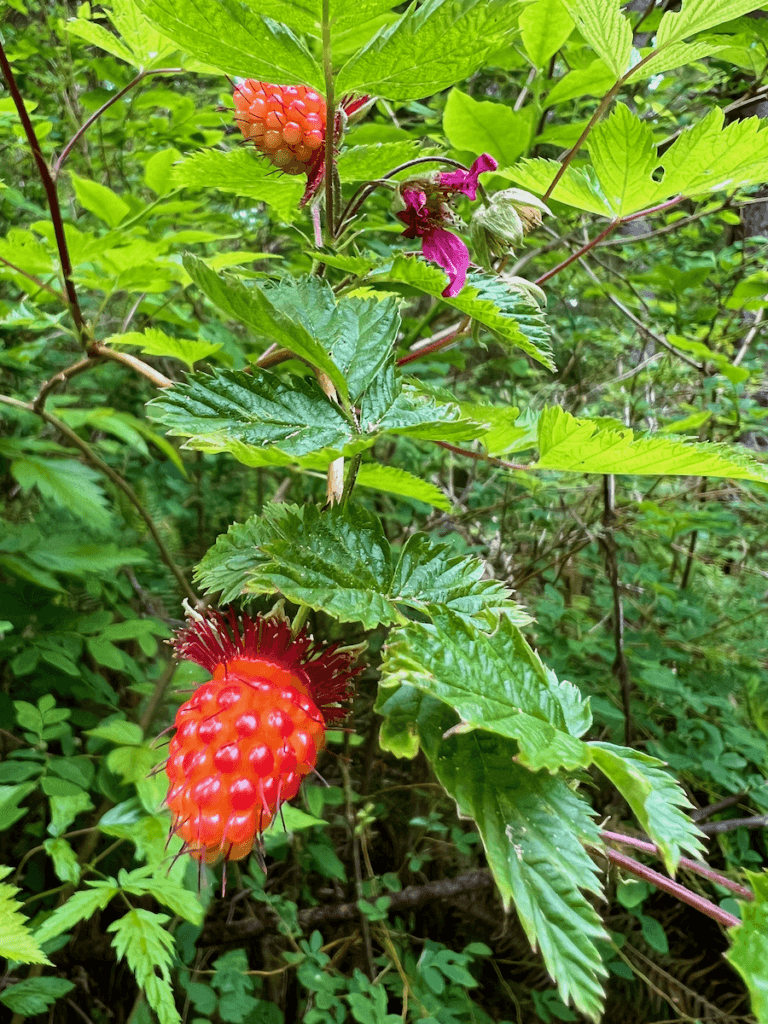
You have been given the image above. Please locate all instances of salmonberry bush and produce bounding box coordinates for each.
[2,0,768,1021]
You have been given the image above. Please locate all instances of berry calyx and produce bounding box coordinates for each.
[233,80,327,177]
[164,608,358,864]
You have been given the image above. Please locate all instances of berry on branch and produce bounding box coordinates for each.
[233,80,327,177]
[164,607,358,865]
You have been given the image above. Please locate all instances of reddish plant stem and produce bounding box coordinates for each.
[434,440,527,472]
[604,846,740,929]
[535,196,685,286]
[0,39,86,343]
[397,320,471,366]
[543,53,655,202]
[53,68,183,179]
[0,254,64,299]
[601,830,754,901]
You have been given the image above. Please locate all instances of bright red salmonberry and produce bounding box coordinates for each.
[233,80,327,176]
[164,608,358,865]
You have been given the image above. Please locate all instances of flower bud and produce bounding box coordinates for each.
[470,189,551,265]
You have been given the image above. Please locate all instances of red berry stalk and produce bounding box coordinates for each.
[164,608,358,864]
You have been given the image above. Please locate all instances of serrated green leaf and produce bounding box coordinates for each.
[108,909,180,1024]
[546,58,620,105]
[43,838,81,885]
[263,276,400,403]
[535,405,768,482]
[107,328,221,370]
[382,613,591,771]
[504,158,613,216]
[650,107,768,203]
[171,149,303,222]
[119,867,204,925]
[415,705,607,1020]
[443,89,534,167]
[10,457,111,530]
[65,16,137,64]
[336,0,523,100]
[0,977,75,1015]
[372,258,555,368]
[630,38,733,79]
[133,0,321,86]
[69,171,131,228]
[183,258,349,398]
[87,719,144,746]
[520,0,574,68]
[34,881,120,946]
[0,866,52,965]
[589,743,704,875]
[149,368,354,459]
[195,503,519,628]
[559,0,632,79]
[726,871,768,1023]
[110,0,180,67]
[586,103,658,217]
[353,463,451,511]
[656,0,764,48]
[338,141,427,182]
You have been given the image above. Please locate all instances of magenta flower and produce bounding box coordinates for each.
[394,155,498,297]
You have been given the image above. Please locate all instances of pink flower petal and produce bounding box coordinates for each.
[439,153,498,200]
[421,226,470,297]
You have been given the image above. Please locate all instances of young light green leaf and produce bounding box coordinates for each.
[546,58,618,105]
[418,707,607,1020]
[132,0,322,86]
[587,103,658,217]
[559,0,631,79]
[520,0,574,68]
[107,328,221,370]
[656,0,764,48]
[109,0,180,68]
[650,107,768,203]
[43,838,81,886]
[0,977,75,1016]
[171,149,303,222]
[535,405,768,482]
[0,866,52,966]
[502,158,612,215]
[119,867,204,925]
[64,17,137,65]
[68,172,131,228]
[443,89,535,167]
[336,0,523,100]
[382,613,591,771]
[353,463,452,512]
[34,881,120,946]
[726,871,768,1024]
[589,743,704,875]
[108,909,179,1024]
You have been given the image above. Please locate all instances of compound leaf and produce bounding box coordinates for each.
[108,909,179,1024]
[0,865,52,965]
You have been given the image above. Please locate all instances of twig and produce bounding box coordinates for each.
[0,38,87,343]
[0,254,64,299]
[691,793,747,821]
[52,69,183,179]
[434,440,528,472]
[697,814,768,836]
[600,830,754,900]
[602,847,740,929]
[0,395,198,605]
[600,475,632,745]
[89,343,173,388]
[199,870,496,947]
[397,319,471,367]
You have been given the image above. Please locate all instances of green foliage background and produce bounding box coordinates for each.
[2,0,768,1022]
